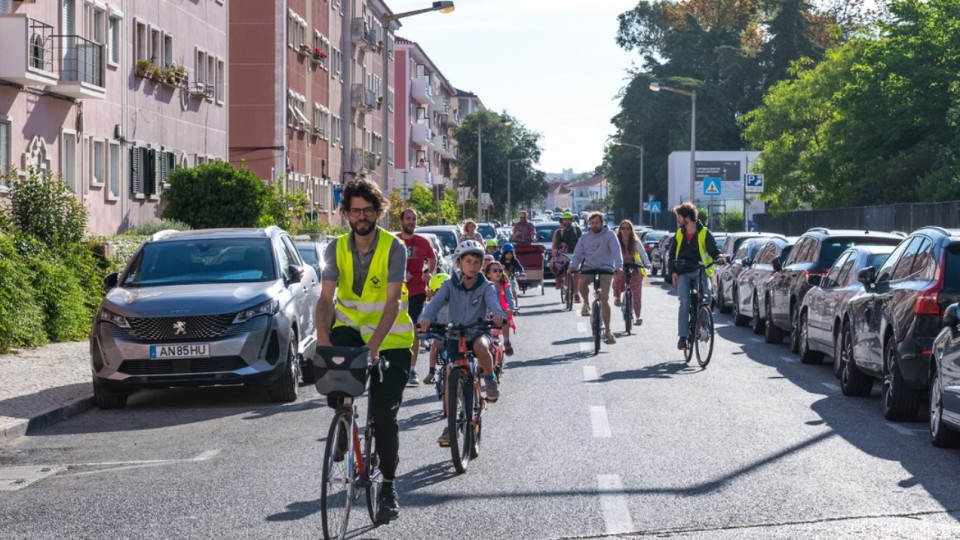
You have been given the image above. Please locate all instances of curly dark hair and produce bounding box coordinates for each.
[673,202,698,221]
[339,178,390,216]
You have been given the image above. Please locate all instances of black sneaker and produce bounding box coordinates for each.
[376,483,400,524]
[677,338,687,351]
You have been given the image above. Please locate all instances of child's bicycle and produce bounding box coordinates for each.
[419,320,497,474]
[489,323,505,383]
[313,346,386,539]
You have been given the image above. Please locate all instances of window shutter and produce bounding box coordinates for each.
[130,146,141,194]
[147,148,158,194]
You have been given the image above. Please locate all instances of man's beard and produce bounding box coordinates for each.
[351,220,376,236]
[402,224,415,235]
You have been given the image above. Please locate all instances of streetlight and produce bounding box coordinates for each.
[381,2,455,208]
[506,157,532,224]
[650,81,696,206]
[476,116,512,221]
[612,140,644,226]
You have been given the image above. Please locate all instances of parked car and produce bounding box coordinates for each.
[415,225,460,256]
[295,240,327,279]
[639,231,669,269]
[734,237,797,336]
[651,234,673,277]
[476,222,497,242]
[840,227,960,420]
[930,303,960,446]
[798,245,895,369]
[418,232,452,275]
[710,232,782,295]
[717,236,784,316]
[90,227,320,409]
[766,228,903,353]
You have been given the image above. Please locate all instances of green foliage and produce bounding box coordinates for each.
[28,252,90,342]
[162,161,269,228]
[5,167,88,251]
[721,211,745,232]
[387,184,461,230]
[125,218,192,236]
[294,220,348,237]
[0,235,46,352]
[259,182,310,230]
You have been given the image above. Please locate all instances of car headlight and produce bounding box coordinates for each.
[233,299,280,324]
[99,308,131,329]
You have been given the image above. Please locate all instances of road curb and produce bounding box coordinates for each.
[0,396,94,447]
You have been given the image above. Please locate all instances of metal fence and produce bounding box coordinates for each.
[755,201,960,236]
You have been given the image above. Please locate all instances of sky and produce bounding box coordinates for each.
[390,0,643,175]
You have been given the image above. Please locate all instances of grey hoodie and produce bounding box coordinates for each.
[419,272,506,336]
[570,226,624,272]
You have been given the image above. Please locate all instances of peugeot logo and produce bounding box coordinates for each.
[173,321,187,335]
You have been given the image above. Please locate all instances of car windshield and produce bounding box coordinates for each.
[535,224,559,243]
[420,229,457,252]
[819,237,901,268]
[476,224,496,241]
[299,248,319,267]
[123,238,276,287]
[866,252,891,272]
[644,232,666,244]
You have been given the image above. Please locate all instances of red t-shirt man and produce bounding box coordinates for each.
[402,234,435,297]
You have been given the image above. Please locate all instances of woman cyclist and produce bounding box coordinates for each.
[459,220,484,243]
[612,219,650,327]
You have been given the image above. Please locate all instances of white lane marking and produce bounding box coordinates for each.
[598,474,635,535]
[580,340,593,353]
[578,322,589,333]
[0,465,65,492]
[583,366,598,382]
[591,406,612,438]
[65,449,222,478]
[822,382,841,392]
[886,423,917,436]
[781,355,798,364]
[750,337,764,343]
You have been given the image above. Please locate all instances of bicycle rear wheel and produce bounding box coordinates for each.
[363,423,382,525]
[565,273,574,311]
[623,290,633,335]
[321,410,354,540]
[447,369,472,473]
[591,304,602,355]
[695,305,715,368]
[684,305,695,363]
[470,371,483,459]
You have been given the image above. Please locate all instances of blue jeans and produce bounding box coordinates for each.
[676,271,712,338]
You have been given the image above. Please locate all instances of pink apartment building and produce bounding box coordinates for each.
[0,0,228,235]
[393,37,458,192]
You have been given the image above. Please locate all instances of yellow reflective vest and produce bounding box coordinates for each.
[674,228,715,277]
[332,230,415,350]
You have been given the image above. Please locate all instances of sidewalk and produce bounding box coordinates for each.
[0,341,92,446]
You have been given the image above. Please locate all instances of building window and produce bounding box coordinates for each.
[216,59,224,103]
[163,33,173,68]
[108,141,120,200]
[135,20,147,61]
[62,131,77,193]
[0,118,10,189]
[150,27,160,64]
[91,138,105,187]
[195,48,207,88]
[108,15,120,66]
[84,2,105,45]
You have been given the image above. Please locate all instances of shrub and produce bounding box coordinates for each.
[28,253,90,342]
[295,220,347,237]
[126,218,192,236]
[5,167,87,251]
[0,235,46,352]
[259,182,310,230]
[162,161,269,228]
[721,211,745,233]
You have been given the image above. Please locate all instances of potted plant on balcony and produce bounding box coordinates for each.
[312,48,327,62]
[164,63,185,86]
[148,64,164,82]
[136,59,152,78]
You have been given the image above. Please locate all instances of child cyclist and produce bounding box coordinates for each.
[499,243,524,307]
[421,273,450,386]
[484,260,516,356]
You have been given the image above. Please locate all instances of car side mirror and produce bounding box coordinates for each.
[944,304,960,328]
[287,264,304,282]
[743,257,752,267]
[807,274,822,287]
[772,258,782,273]
[103,272,119,291]
[857,266,876,286]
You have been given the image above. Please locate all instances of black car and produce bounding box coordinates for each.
[712,232,784,301]
[930,304,960,446]
[840,227,960,421]
[798,245,894,369]
[717,237,783,317]
[734,237,797,336]
[766,228,903,353]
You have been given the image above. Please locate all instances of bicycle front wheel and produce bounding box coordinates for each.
[470,372,483,459]
[363,423,382,525]
[684,304,696,363]
[591,305,602,355]
[623,290,633,335]
[695,304,715,368]
[447,369,472,473]
[321,410,355,540]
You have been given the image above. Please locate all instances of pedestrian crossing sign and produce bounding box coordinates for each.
[704,177,721,196]
[649,202,661,214]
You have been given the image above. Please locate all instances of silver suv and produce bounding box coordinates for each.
[90,227,319,408]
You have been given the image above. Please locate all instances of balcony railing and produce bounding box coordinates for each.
[45,34,105,99]
[0,15,57,86]
[352,84,378,113]
[364,151,378,171]
[351,19,378,52]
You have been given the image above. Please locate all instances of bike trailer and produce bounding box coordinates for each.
[313,346,371,397]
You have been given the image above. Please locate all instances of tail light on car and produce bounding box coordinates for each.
[804,271,825,279]
[914,250,946,316]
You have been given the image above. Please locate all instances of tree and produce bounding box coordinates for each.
[4,167,87,249]
[163,161,269,228]
[386,184,461,230]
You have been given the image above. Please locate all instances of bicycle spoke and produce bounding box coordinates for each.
[322,411,354,540]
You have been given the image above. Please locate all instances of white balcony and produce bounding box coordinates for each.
[0,15,58,86]
[410,76,431,105]
[46,34,106,99]
[411,122,434,147]
[352,84,377,114]
[351,18,378,52]
[396,167,432,187]
[433,134,456,160]
[351,148,378,172]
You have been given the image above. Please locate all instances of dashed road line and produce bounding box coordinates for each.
[886,423,918,436]
[590,406,611,438]
[577,322,588,333]
[781,355,798,364]
[597,474,635,535]
[821,382,841,392]
[583,366,598,382]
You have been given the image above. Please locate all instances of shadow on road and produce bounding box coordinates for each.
[596,361,697,381]
[505,350,589,369]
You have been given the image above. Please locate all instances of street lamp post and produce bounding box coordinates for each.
[650,82,696,206]
[381,1,454,204]
[506,157,532,225]
[613,140,644,225]
[476,117,512,221]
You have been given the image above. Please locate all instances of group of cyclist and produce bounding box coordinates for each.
[314,177,724,527]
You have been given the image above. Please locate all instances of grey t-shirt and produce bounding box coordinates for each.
[321,229,407,297]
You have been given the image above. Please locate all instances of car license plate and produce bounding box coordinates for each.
[150,344,210,359]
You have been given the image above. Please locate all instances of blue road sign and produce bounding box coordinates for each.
[704,177,722,196]
[649,201,661,214]
[746,173,764,193]
[648,193,654,203]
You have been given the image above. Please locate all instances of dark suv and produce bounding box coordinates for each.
[766,228,903,353]
[840,227,960,420]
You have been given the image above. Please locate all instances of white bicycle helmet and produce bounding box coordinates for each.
[453,239,485,261]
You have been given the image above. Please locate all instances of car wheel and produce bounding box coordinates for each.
[93,379,128,409]
[832,326,843,378]
[840,323,873,397]
[789,303,801,354]
[931,369,960,447]
[881,337,920,421]
[799,310,824,364]
[718,283,732,314]
[268,336,300,403]
[751,294,764,335]
[732,288,749,326]
[764,299,784,344]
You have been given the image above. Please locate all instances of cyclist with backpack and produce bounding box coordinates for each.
[551,212,581,301]
[665,202,725,351]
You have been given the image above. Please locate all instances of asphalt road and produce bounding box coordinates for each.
[3,275,960,539]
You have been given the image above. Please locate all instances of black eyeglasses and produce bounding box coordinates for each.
[347,207,377,218]
[489,268,503,273]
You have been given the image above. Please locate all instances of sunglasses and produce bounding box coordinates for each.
[619,227,631,230]
[489,269,503,273]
